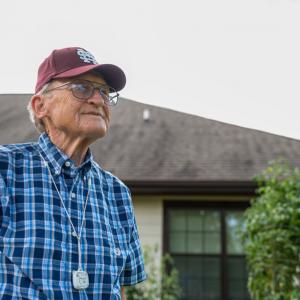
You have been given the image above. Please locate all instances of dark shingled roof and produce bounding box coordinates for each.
[1,94,300,182]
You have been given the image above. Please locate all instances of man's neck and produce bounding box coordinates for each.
[47,130,91,167]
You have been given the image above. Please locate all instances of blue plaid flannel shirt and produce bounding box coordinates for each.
[0,133,146,299]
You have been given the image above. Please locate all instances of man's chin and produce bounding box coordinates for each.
[74,126,108,143]
[87,128,108,141]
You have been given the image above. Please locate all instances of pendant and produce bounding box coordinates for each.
[72,270,89,290]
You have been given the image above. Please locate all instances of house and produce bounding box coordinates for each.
[1,94,300,299]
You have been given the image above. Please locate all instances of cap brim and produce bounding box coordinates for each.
[53,64,126,91]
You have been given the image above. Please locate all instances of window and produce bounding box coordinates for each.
[165,202,250,300]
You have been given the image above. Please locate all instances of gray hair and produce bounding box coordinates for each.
[27,82,51,133]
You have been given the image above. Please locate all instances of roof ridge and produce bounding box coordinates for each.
[121,97,300,142]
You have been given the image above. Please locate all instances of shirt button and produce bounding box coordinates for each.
[71,193,76,198]
[65,161,71,167]
[114,248,121,256]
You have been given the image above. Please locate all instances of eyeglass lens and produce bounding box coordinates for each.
[70,82,118,106]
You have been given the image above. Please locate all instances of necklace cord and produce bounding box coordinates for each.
[40,154,91,270]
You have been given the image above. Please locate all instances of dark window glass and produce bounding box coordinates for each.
[227,257,250,300]
[167,206,250,300]
[169,210,221,254]
[226,211,245,255]
[173,256,221,300]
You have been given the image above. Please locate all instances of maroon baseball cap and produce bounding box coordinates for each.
[35,47,126,93]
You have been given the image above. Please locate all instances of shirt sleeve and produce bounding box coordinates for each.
[0,174,8,227]
[119,214,147,286]
[0,174,6,221]
[0,151,11,226]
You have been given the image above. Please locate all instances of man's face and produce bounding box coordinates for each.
[42,73,111,141]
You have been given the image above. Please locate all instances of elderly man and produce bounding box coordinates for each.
[0,47,146,299]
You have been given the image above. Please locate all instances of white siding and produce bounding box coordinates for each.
[132,196,163,262]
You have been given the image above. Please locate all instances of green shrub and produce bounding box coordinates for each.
[126,244,182,300]
[241,160,300,300]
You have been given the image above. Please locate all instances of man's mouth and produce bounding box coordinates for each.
[84,112,105,118]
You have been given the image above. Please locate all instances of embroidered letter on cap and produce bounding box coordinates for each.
[77,49,98,64]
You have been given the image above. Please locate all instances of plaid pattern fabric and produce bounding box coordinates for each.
[0,133,146,299]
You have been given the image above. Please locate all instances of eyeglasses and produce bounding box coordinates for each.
[43,80,119,106]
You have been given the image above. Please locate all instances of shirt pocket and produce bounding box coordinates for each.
[106,225,130,278]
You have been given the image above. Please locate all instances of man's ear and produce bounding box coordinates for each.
[31,95,48,119]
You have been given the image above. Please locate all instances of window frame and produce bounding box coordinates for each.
[163,200,250,300]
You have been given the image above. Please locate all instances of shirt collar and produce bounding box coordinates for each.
[37,132,93,177]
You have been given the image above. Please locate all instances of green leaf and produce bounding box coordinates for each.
[241,159,300,299]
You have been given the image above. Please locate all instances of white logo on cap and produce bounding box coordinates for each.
[77,49,98,64]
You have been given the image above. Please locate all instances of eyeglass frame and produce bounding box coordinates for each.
[42,79,120,106]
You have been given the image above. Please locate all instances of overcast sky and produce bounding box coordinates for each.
[1,0,300,140]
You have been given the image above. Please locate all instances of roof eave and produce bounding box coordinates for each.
[124,180,257,195]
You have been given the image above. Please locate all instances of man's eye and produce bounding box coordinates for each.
[73,84,88,92]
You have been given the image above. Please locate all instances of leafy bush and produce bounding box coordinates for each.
[126,244,182,300]
[241,160,300,300]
